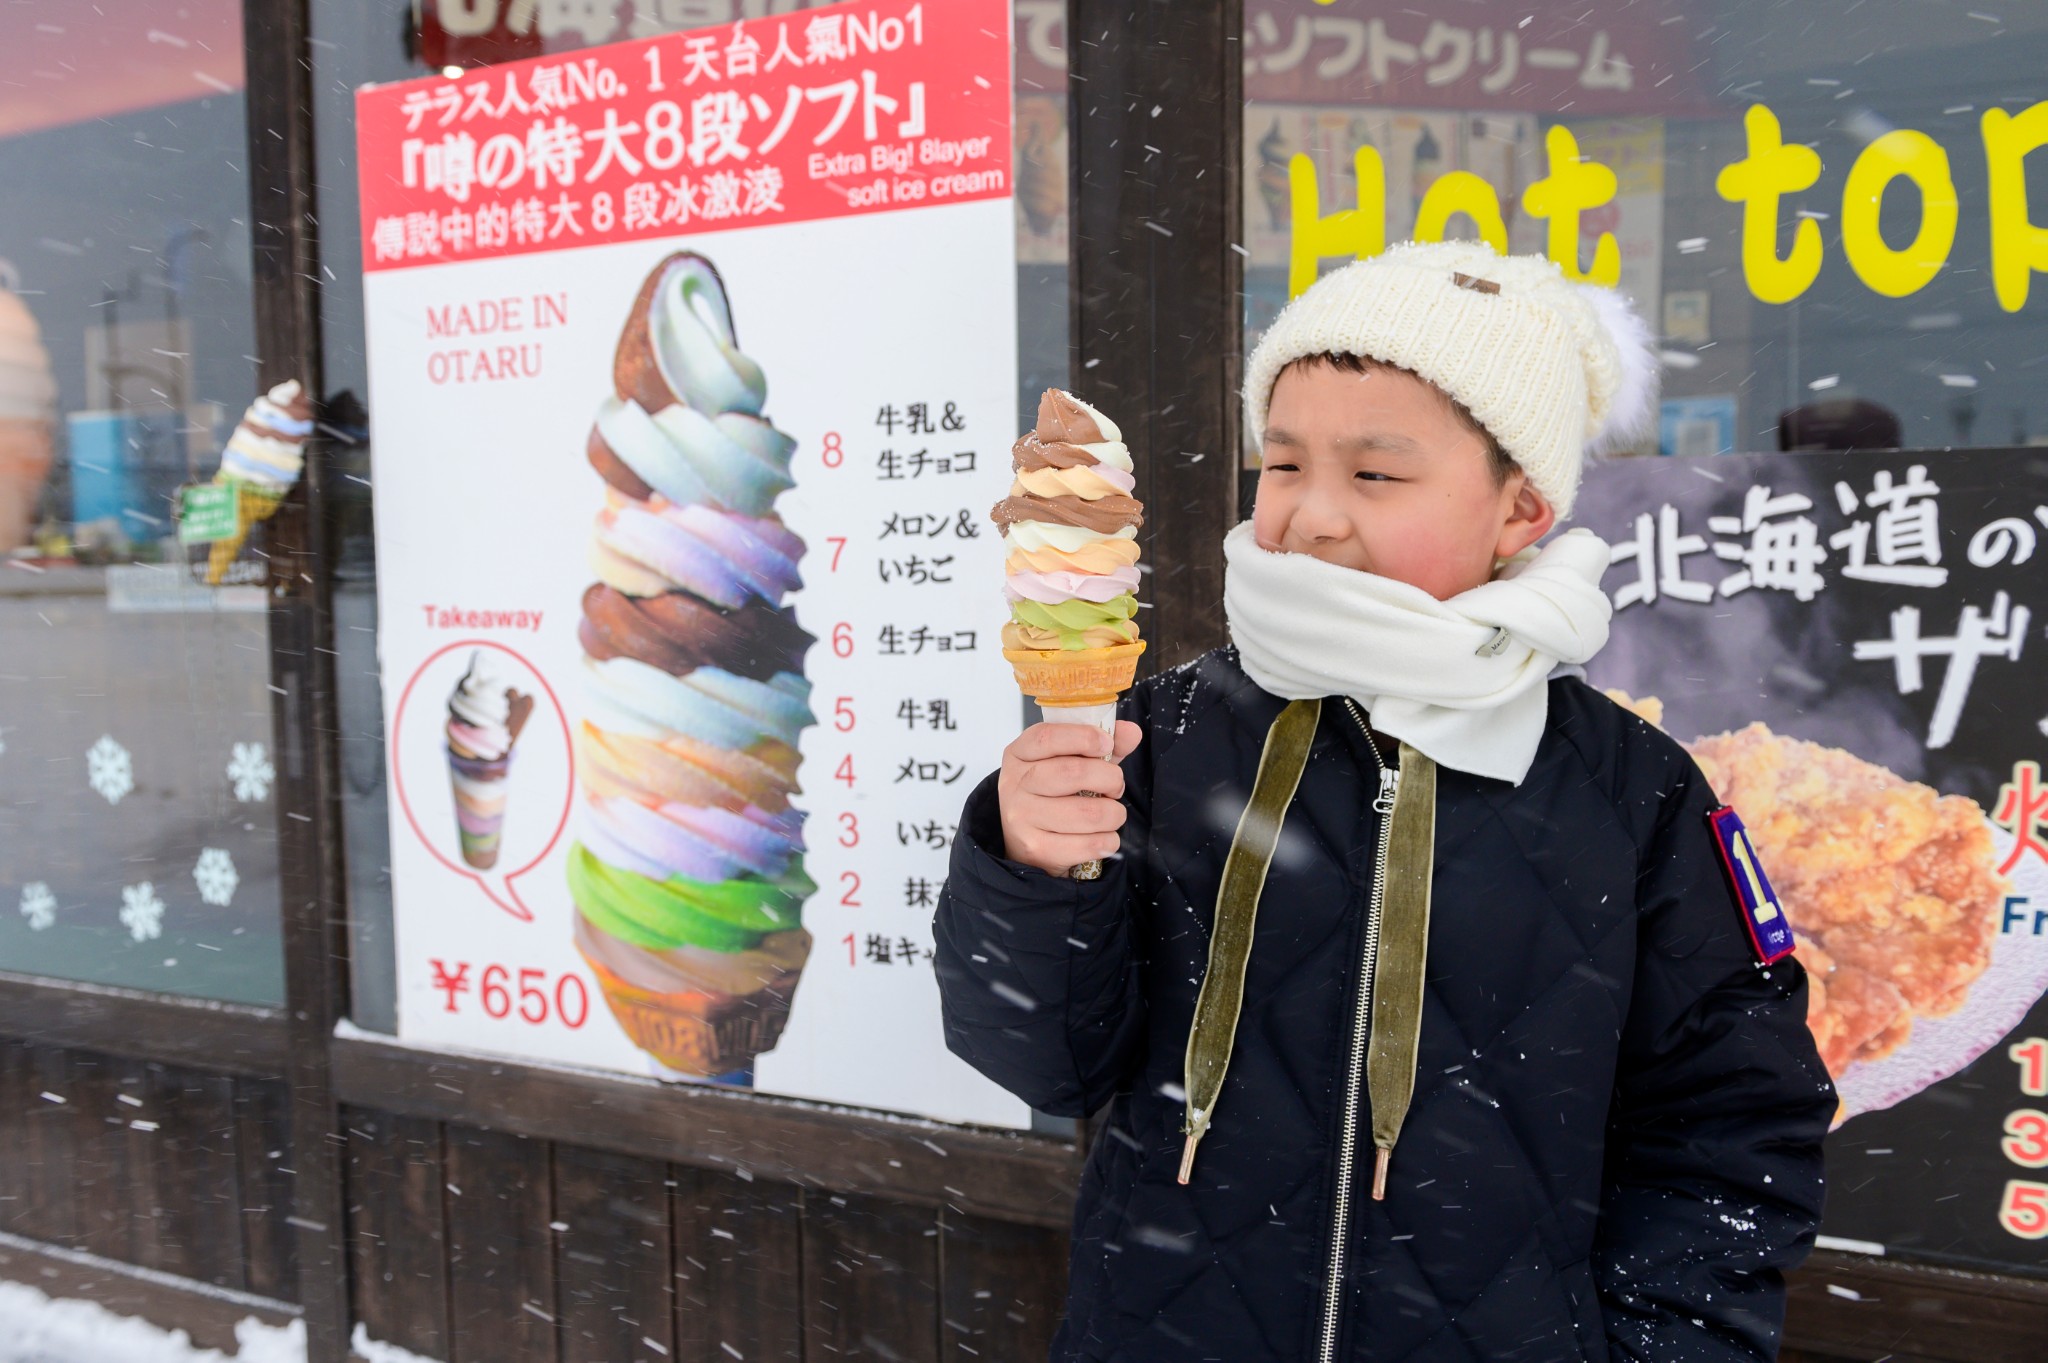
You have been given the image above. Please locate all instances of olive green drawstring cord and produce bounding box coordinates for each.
[1368,743,1435,1199]
[1179,699,1321,1184]
[1179,704,1438,1197]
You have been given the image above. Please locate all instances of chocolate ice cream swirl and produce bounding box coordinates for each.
[992,388,1142,533]
[990,492,1144,534]
[995,389,1147,652]
[1036,388,1110,444]
[1011,431,1108,472]
[578,583,812,683]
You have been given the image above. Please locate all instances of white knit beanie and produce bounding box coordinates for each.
[1243,240,1656,518]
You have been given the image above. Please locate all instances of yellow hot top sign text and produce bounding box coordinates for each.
[1287,102,2048,312]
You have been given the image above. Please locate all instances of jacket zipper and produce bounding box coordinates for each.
[1319,699,1398,1363]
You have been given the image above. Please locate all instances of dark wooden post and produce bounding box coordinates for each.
[1069,0,1245,672]
[241,1,352,1359]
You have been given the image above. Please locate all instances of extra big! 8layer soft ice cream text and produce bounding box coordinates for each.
[569,252,816,1080]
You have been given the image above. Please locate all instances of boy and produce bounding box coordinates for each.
[934,241,1833,1362]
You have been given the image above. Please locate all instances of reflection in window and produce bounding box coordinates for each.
[0,1,284,1006]
[1242,0,2048,462]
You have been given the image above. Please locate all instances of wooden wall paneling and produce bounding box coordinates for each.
[344,1107,452,1360]
[671,1166,805,1363]
[936,1207,1068,1363]
[0,1039,37,1239]
[236,1075,299,1302]
[443,1123,559,1363]
[1069,0,1246,672]
[0,973,287,1079]
[15,1044,81,1246]
[801,1191,941,1363]
[1783,1249,2048,1363]
[330,1033,1078,1229]
[63,1052,136,1264]
[125,1063,245,1291]
[552,1143,674,1363]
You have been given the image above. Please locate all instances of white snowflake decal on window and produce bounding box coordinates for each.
[87,734,134,804]
[18,882,55,931]
[192,848,239,907]
[119,881,165,942]
[227,741,275,803]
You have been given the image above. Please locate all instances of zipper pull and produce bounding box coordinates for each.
[1373,766,1400,816]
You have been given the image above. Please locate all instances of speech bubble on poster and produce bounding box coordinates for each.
[391,639,574,921]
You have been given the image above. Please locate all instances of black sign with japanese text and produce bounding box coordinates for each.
[1576,447,2048,1274]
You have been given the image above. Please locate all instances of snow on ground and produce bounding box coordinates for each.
[0,1283,302,1363]
[0,1282,437,1363]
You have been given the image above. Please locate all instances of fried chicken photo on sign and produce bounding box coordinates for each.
[1598,693,2009,1081]
[1685,723,2006,1078]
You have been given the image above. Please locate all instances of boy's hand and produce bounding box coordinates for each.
[998,720,1144,876]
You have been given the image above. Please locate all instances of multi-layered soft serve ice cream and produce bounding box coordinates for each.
[445,651,534,870]
[220,380,315,488]
[570,252,815,1079]
[993,391,1146,882]
[203,379,316,583]
[993,389,1144,652]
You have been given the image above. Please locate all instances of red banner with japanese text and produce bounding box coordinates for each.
[360,0,1010,271]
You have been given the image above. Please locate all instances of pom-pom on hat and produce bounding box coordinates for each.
[1242,240,1656,518]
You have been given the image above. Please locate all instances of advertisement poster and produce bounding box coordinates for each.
[356,0,1031,1129]
[1575,448,2048,1269]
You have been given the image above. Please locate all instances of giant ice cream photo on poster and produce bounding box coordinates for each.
[568,250,816,1082]
[356,0,1033,1127]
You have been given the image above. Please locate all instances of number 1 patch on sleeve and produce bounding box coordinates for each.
[1707,806,1797,964]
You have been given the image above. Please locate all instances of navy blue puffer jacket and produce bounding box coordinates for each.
[934,648,1833,1362]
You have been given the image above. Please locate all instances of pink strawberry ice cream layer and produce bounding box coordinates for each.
[592,495,804,609]
[447,721,504,754]
[1002,564,1142,605]
[1074,462,1136,494]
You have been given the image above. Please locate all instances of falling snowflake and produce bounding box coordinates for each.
[18,882,55,931]
[87,734,134,804]
[228,741,275,802]
[119,882,165,942]
[192,848,239,907]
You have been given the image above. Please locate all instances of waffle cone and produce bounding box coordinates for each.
[1003,639,1146,707]
[579,948,801,1076]
[203,483,287,585]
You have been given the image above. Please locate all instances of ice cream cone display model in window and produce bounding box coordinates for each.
[569,251,816,1080]
[0,282,57,555]
[201,379,314,583]
[993,389,1146,879]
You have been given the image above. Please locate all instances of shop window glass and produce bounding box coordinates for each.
[0,0,284,1005]
[1241,0,2048,1278]
[1242,0,2048,465]
[313,0,1069,1033]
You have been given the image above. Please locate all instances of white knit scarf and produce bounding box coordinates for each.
[1222,521,1614,785]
